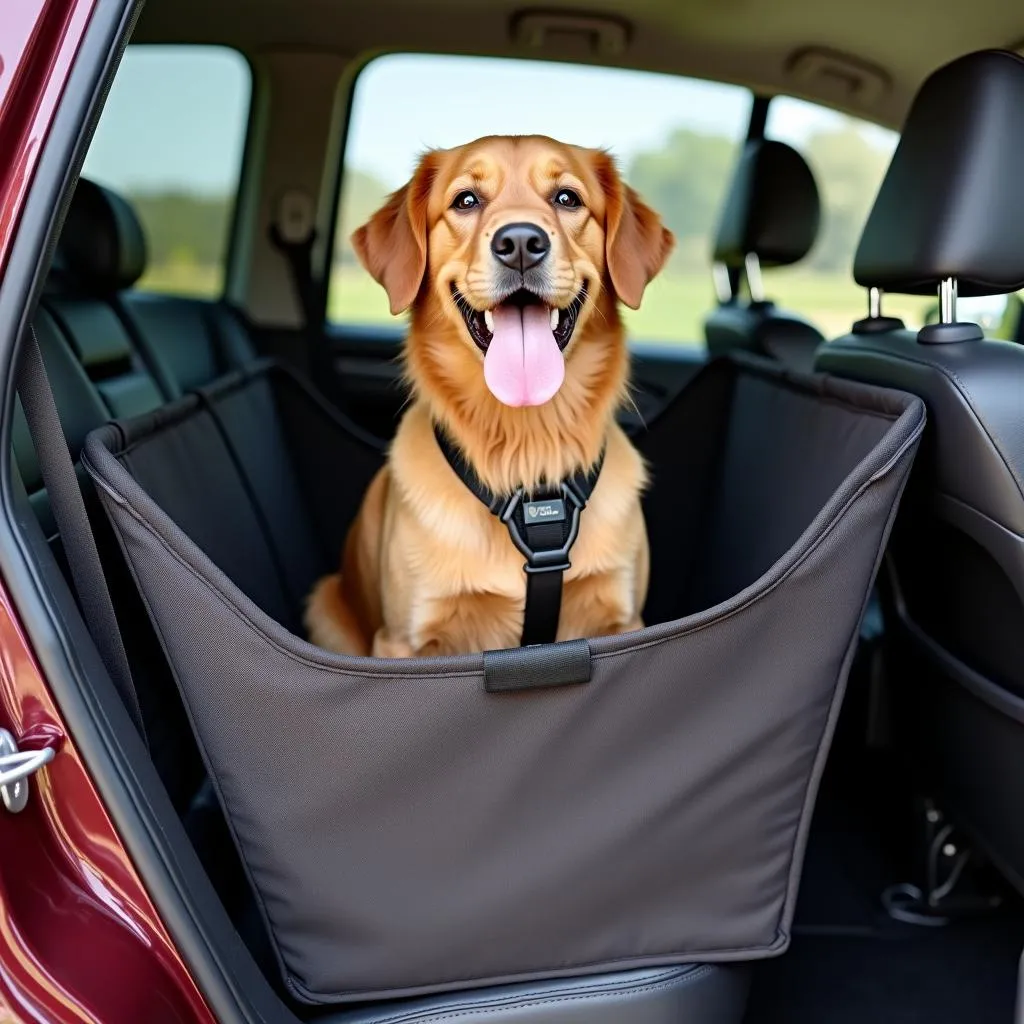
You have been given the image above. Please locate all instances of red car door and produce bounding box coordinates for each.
[0,3,212,1020]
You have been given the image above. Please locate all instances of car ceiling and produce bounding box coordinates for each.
[134,0,1024,129]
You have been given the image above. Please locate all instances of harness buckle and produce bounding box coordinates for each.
[499,484,584,575]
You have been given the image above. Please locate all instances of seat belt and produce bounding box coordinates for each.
[434,423,604,647]
[268,189,323,372]
[17,326,147,741]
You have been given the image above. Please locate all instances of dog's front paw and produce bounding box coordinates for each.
[611,616,645,636]
[371,629,416,659]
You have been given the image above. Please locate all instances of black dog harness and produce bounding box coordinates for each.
[434,424,605,647]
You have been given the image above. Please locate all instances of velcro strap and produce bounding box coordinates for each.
[483,638,592,692]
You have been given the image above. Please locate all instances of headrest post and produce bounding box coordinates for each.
[939,277,958,324]
[712,261,733,304]
[918,275,982,343]
[852,284,906,335]
[744,253,764,303]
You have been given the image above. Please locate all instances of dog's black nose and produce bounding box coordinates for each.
[491,222,550,272]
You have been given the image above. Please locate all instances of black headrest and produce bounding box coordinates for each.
[855,50,1024,297]
[712,140,820,269]
[58,178,146,293]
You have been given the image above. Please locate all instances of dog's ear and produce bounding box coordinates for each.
[595,152,674,310]
[351,152,441,315]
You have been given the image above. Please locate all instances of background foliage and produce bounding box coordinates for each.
[134,119,933,341]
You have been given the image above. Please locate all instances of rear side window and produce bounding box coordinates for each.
[329,54,753,345]
[82,45,251,298]
[763,97,931,332]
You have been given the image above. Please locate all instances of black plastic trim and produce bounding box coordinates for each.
[309,48,365,336]
[746,94,770,141]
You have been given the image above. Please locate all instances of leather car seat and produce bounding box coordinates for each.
[815,49,1024,894]
[322,966,750,1023]
[704,139,824,371]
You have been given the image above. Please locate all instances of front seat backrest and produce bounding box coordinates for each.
[704,139,823,370]
[815,49,1024,889]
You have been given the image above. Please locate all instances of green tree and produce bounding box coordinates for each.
[127,191,232,268]
[627,130,743,270]
[803,123,890,273]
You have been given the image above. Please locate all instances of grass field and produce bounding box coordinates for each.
[140,262,935,343]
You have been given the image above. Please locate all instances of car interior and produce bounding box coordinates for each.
[8,0,1024,1021]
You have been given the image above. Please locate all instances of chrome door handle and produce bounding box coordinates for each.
[0,728,55,813]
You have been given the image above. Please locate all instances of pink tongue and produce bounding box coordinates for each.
[483,304,565,407]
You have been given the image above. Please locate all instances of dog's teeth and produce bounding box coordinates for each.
[484,310,494,332]
[550,308,560,331]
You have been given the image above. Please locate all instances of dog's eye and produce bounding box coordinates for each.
[554,188,582,209]
[451,190,480,211]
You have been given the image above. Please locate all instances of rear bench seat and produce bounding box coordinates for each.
[42,251,165,417]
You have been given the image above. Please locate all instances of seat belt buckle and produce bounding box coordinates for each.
[499,485,582,574]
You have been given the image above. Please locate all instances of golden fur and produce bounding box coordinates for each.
[305,135,673,657]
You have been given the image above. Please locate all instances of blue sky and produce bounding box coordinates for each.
[83,46,897,196]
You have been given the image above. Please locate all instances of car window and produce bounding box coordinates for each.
[329,54,753,345]
[763,97,932,334]
[82,45,251,298]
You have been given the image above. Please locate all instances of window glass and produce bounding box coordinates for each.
[331,54,753,344]
[763,97,932,333]
[82,45,251,297]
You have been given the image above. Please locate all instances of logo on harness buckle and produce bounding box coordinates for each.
[524,499,566,523]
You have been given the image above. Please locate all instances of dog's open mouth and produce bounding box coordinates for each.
[451,284,587,408]
[453,285,587,355]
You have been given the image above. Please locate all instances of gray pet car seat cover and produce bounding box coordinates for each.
[83,356,923,1004]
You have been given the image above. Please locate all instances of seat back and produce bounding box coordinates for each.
[58,177,255,399]
[42,186,167,417]
[704,139,824,370]
[816,49,1024,887]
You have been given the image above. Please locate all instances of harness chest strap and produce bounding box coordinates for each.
[433,424,605,647]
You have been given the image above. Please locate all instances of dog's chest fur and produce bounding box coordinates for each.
[382,407,648,654]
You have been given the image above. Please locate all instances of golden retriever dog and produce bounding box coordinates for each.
[305,135,673,657]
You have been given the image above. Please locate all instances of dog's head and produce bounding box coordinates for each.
[353,135,673,409]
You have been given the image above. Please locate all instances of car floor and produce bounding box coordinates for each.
[743,673,1024,1024]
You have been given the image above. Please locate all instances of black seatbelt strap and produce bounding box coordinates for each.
[521,520,568,648]
[269,222,320,332]
[269,190,323,375]
[17,326,147,741]
[434,423,604,647]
